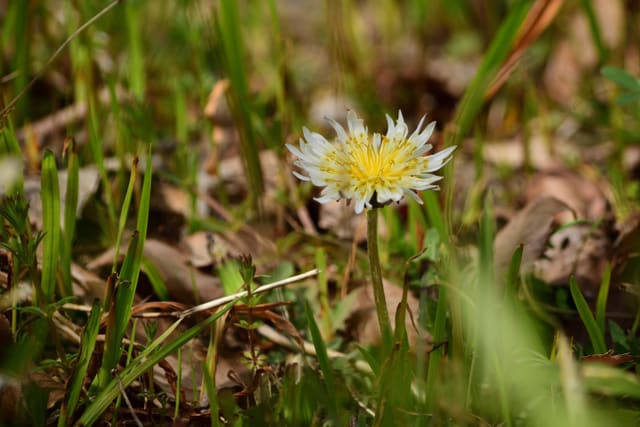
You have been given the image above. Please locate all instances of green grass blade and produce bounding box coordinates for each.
[88,97,117,233]
[569,276,607,354]
[59,299,102,426]
[113,157,139,272]
[579,0,608,63]
[423,191,447,242]
[141,256,170,300]
[425,284,448,413]
[478,197,495,284]
[97,148,152,388]
[443,1,531,229]
[447,1,530,149]
[505,245,524,299]
[116,148,152,340]
[213,0,264,210]
[78,303,235,426]
[125,0,145,99]
[41,150,61,303]
[304,300,339,422]
[61,138,79,297]
[97,239,138,388]
[595,263,611,335]
[202,361,222,427]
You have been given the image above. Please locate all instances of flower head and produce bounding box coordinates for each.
[287,111,456,214]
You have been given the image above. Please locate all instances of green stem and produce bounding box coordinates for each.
[367,208,392,345]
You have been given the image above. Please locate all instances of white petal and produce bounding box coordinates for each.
[385,114,395,137]
[286,143,305,159]
[347,110,366,135]
[292,170,310,181]
[425,146,456,171]
[372,133,382,149]
[403,189,424,204]
[410,121,436,147]
[326,117,348,143]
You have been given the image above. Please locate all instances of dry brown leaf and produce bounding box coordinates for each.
[525,171,610,222]
[582,351,634,367]
[482,133,560,170]
[543,40,582,105]
[494,196,573,274]
[87,238,222,304]
[533,224,609,297]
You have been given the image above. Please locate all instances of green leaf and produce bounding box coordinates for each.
[595,263,611,335]
[141,256,169,300]
[61,139,79,297]
[602,66,640,90]
[40,150,61,303]
[608,320,629,350]
[569,276,606,354]
[616,91,640,105]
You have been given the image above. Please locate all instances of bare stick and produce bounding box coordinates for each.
[175,268,319,319]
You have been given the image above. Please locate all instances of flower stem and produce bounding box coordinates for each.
[367,208,392,345]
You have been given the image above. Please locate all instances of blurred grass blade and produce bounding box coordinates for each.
[579,0,607,63]
[141,256,169,300]
[61,138,79,297]
[59,299,102,426]
[125,0,145,99]
[569,276,607,354]
[595,263,611,335]
[41,150,61,304]
[486,0,564,100]
[478,196,495,283]
[448,0,531,149]
[583,363,640,399]
[79,303,235,426]
[425,284,448,412]
[213,0,264,210]
[506,245,524,298]
[304,300,339,422]
[202,361,222,427]
[88,97,117,232]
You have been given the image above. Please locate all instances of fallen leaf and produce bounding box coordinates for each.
[525,171,610,222]
[494,196,573,274]
[87,238,222,304]
[533,223,610,297]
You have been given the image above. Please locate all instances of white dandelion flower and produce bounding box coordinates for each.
[287,111,456,214]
